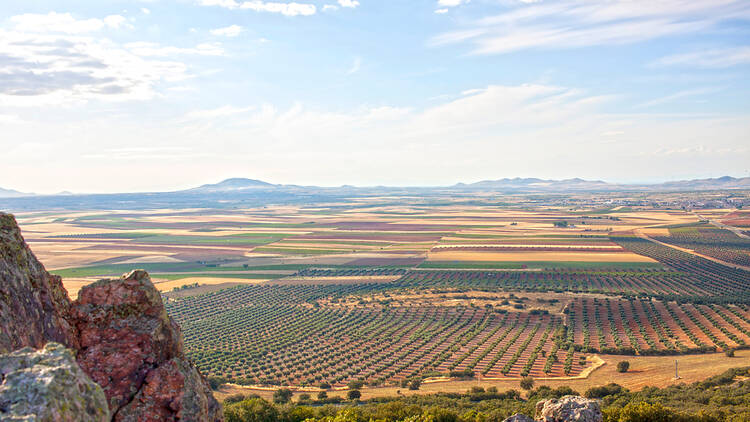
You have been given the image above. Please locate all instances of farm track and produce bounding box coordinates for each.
[635,229,750,272]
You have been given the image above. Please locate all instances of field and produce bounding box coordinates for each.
[11,198,750,394]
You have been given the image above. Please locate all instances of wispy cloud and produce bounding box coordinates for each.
[432,0,750,54]
[210,24,244,37]
[197,0,316,16]
[637,87,721,108]
[347,57,362,75]
[655,46,750,68]
[338,0,359,8]
[11,12,130,34]
[0,12,222,106]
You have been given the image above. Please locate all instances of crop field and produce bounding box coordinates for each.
[651,224,750,267]
[12,200,750,392]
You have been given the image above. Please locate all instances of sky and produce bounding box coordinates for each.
[1,0,749,193]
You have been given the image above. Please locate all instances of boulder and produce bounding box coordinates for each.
[535,396,602,422]
[72,270,222,421]
[0,213,223,421]
[73,270,183,412]
[0,342,110,421]
[0,214,77,352]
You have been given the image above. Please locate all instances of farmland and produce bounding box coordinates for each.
[9,194,750,394]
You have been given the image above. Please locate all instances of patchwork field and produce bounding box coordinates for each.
[12,201,750,393]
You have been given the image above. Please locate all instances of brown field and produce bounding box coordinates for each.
[426,250,657,262]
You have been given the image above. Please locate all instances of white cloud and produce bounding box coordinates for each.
[0,13,225,106]
[655,46,750,68]
[197,0,317,16]
[435,9,448,14]
[210,24,245,37]
[637,88,720,108]
[338,0,359,8]
[141,8,151,15]
[347,57,362,75]
[438,0,468,6]
[323,5,338,11]
[125,41,224,56]
[10,12,129,34]
[432,0,750,54]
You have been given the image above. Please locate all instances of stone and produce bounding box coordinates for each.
[0,213,223,421]
[73,270,184,412]
[72,270,222,421]
[535,395,602,422]
[0,214,77,353]
[115,358,224,422]
[0,342,110,422]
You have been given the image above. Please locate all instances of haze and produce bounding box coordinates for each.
[1,0,749,193]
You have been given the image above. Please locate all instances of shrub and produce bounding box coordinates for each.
[224,398,279,422]
[273,388,293,404]
[347,389,362,400]
[520,376,534,390]
[348,380,364,390]
[617,361,630,373]
[317,391,328,401]
[725,349,735,357]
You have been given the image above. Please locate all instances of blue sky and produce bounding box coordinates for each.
[1,0,749,193]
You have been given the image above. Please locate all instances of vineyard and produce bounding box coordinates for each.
[652,225,750,268]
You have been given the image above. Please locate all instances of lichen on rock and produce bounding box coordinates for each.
[0,342,110,422]
[0,213,223,421]
[0,213,77,353]
[535,396,602,422]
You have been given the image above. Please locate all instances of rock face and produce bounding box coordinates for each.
[0,214,77,353]
[535,396,602,422]
[0,342,110,421]
[0,213,222,421]
[502,396,602,422]
[74,270,222,421]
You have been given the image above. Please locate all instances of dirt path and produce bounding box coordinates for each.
[695,213,750,240]
[634,229,750,272]
[214,349,750,401]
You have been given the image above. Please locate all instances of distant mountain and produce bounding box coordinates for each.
[188,178,276,192]
[657,176,750,190]
[455,177,612,191]
[0,187,33,198]
[454,176,750,192]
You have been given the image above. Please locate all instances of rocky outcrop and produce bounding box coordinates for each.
[502,396,602,422]
[74,270,222,421]
[0,214,77,352]
[0,342,110,421]
[0,213,222,421]
[535,396,602,422]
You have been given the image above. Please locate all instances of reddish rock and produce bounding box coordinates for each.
[73,270,222,421]
[0,213,223,421]
[0,213,77,353]
[73,270,184,412]
[116,358,223,422]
